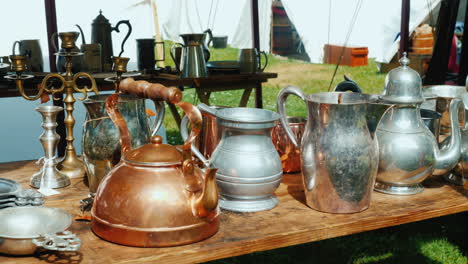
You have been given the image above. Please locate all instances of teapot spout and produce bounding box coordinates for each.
[192,167,219,220]
[434,99,462,175]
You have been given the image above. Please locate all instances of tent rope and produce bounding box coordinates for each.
[327,0,364,91]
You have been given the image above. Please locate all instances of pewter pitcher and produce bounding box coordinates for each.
[277,86,379,214]
[179,34,209,78]
[82,94,164,193]
[181,104,282,212]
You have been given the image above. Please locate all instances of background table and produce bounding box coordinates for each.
[0,160,466,264]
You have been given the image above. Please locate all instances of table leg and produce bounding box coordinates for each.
[239,88,253,107]
[255,83,263,108]
[196,89,211,105]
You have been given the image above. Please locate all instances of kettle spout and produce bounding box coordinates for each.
[434,99,462,175]
[192,167,219,220]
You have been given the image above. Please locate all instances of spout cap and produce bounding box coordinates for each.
[381,52,424,104]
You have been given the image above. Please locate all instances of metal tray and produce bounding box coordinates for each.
[0,178,21,198]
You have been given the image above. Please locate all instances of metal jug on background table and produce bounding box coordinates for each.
[75,24,102,72]
[82,94,165,193]
[181,104,282,212]
[178,33,209,78]
[92,94,219,247]
[91,10,132,72]
[277,87,379,214]
[373,55,462,195]
[11,40,43,72]
[238,48,268,73]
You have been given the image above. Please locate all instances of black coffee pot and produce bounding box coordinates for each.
[91,10,132,72]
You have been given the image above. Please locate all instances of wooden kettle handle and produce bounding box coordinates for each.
[119,78,182,104]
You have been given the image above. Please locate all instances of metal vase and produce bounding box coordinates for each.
[277,87,379,213]
[31,106,70,189]
[82,94,164,193]
[179,34,208,78]
[183,104,282,212]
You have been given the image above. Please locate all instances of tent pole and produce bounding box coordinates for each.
[251,0,263,108]
[424,0,460,85]
[44,0,66,157]
[399,0,410,57]
[457,3,468,85]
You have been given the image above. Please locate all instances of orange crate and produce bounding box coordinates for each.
[323,44,369,67]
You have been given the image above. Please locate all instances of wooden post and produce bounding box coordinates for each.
[251,0,263,108]
[424,0,460,85]
[399,0,410,57]
[151,0,165,68]
[458,3,468,85]
[44,0,66,157]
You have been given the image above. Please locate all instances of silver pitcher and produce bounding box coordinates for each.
[277,87,379,214]
[374,55,462,195]
[181,104,282,212]
[82,94,165,193]
[179,34,209,78]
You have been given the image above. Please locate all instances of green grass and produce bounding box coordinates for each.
[161,45,468,263]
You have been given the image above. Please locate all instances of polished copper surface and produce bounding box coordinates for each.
[92,93,219,247]
[272,117,305,173]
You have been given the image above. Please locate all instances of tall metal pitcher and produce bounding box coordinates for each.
[82,94,164,193]
[179,34,209,78]
[277,87,379,213]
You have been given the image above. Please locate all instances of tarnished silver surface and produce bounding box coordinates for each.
[183,104,282,212]
[277,86,379,214]
[30,106,70,189]
[179,34,209,78]
[82,94,165,193]
[381,53,424,104]
[375,100,462,195]
[0,206,80,255]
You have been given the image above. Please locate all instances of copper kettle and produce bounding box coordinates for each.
[91,90,219,247]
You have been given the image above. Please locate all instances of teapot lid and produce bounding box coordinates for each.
[124,136,183,165]
[381,53,424,104]
[93,10,110,25]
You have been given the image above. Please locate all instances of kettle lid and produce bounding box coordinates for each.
[124,136,183,165]
[93,10,110,25]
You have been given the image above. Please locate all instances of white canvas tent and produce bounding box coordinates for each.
[161,0,441,64]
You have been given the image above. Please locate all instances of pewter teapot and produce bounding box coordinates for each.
[374,55,462,195]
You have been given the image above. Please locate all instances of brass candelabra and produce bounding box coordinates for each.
[6,32,99,179]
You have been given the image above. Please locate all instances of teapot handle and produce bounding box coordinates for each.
[277,86,307,148]
[177,102,204,163]
[149,100,165,137]
[12,41,21,56]
[75,24,86,45]
[112,20,132,57]
[50,32,59,53]
[170,43,184,71]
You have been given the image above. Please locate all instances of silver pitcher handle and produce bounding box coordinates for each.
[170,42,184,71]
[180,114,209,167]
[150,100,166,137]
[32,231,81,252]
[276,86,307,148]
[12,41,21,56]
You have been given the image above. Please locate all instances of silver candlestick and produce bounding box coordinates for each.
[31,106,70,189]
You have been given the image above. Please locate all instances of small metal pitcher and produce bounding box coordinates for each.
[238,48,268,73]
[178,34,209,78]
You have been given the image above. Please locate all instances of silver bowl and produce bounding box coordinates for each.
[0,206,80,255]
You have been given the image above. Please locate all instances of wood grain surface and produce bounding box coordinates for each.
[0,160,466,264]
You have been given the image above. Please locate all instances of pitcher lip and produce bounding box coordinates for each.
[306,92,371,105]
[215,107,280,124]
[83,94,140,104]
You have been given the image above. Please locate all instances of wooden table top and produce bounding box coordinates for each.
[0,160,466,264]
